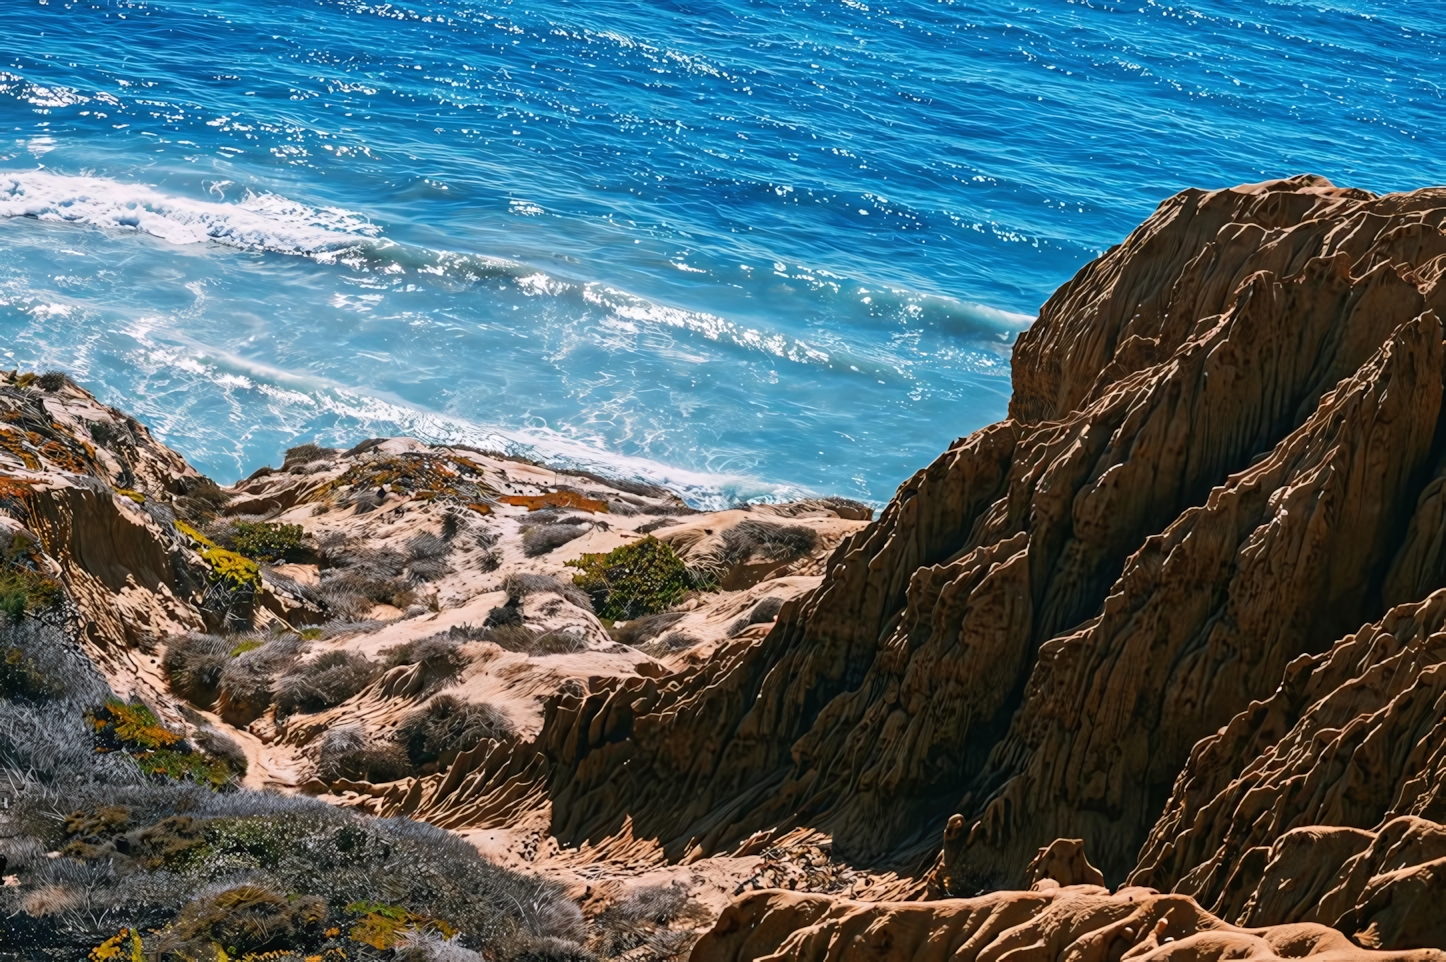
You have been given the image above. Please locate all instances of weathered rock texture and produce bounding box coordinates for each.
[433,175,1446,900]
[693,888,1446,962]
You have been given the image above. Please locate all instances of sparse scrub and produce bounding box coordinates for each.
[157,883,327,957]
[407,531,454,583]
[522,523,586,557]
[318,724,410,783]
[36,370,69,392]
[163,634,230,707]
[284,442,339,468]
[382,635,468,691]
[397,695,514,769]
[568,537,693,620]
[216,634,306,721]
[0,530,62,621]
[317,544,417,616]
[613,612,685,648]
[641,631,698,656]
[727,596,786,637]
[720,519,817,568]
[817,496,873,521]
[590,884,704,961]
[0,623,582,960]
[503,573,593,611]
[275,650,380,715]
[170,476,230,526]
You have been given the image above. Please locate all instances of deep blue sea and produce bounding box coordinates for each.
[1,0,1442,505]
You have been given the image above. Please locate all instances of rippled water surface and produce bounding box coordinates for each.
[1,0,1442,503]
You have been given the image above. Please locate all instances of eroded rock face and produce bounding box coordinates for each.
[691,887,1446,962]
[1132,586,1446,944]
[489,176,1446,895]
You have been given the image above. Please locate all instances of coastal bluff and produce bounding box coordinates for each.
[3,175,1446,958]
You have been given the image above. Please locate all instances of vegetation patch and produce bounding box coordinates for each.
[324,453,498,506]
[87,698,237,787]
[164,884,328,958]
[500,490,608,513]
[113,487,145,503]
[568,536,694,620]
[0,564,61,621]
[397,695,514,770]
[227,520,309,563]
[346,901,456,950]
[177,521,261,591]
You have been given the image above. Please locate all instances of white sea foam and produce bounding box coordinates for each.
[0,169,380,257]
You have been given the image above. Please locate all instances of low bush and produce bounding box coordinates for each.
[727,596,786,637]
[156,883,327,958]
[317,544,416,616]
[163,634,230,707]
[275,650,380,715]
[397,695,514,768]
[217,520,310,563]
[502,573,593,611]
[317,725,410,784]
[590,884,703,960]
[284,442,339,468]
[641,631,698,656]
[381,635,467,692]
[567,537,692,621]
[170,476,230,526]
[0,531,62,621]
[407,532,454,583]
[720,520,816,568]
[522,523,586,557]
[612,612,685,648]
[37,370,70,392]
[214,634,306,721]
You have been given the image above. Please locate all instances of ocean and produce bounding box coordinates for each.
[1,0,1442,506]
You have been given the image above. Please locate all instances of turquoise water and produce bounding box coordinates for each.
[1,0,1442,504]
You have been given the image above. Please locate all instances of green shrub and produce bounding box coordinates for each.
[0,565,62,621]
[567,537,693,620]
[228,520,309,563]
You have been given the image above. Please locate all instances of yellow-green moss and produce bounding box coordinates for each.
[229,639,264,657]
[87,928,144,962]
[114,488,146,504]
[88,699,238,788]
[176,520,216,547]
[203,546,261,590]
[343,901,455,950]
[176,522,261,590]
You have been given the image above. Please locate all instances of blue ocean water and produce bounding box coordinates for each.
[1,0,1442,505]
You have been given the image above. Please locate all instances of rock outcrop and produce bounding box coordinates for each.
[692,888,1446,962]
[452,176,1446,894]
